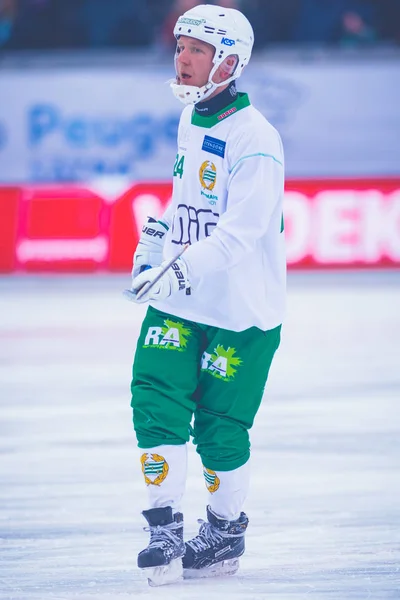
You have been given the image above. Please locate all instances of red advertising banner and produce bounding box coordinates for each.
[0,179,399,272]
[14,186,110,272]
[0,187,20,273]
[284,179,400,268]
[108,182,172,271]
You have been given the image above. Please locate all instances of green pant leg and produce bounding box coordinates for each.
[193,324,281,471]
[131,306,203,448]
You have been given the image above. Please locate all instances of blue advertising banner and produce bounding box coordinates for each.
[0,59,399,182]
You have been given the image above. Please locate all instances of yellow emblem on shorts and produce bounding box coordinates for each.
[203,467,220,493]
[199,161,217,191]
[141,453,169,486]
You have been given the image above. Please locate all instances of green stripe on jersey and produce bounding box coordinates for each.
[191,93,251,129]
[230,153,283,174]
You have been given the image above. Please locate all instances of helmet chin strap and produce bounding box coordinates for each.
[170,79,216,105]
[170,61,238,106]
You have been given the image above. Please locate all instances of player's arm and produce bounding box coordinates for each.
[127,152,282,304]
[131,191,176,278]
[132,217,169,278]
[159,202,174,230]
[183,149,284,280]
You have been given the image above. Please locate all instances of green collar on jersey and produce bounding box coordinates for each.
[191,93,251,128]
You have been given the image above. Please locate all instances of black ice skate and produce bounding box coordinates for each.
[182,505,249,579]
[137,506,185,586]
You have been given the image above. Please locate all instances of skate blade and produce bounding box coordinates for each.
[183,557,240,579]
[144,558,183,587]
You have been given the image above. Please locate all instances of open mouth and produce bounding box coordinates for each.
[178,73,192,84]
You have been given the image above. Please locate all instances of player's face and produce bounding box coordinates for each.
[175,36,215,88]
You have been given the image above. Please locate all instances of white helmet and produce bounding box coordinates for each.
[170,4,254,105]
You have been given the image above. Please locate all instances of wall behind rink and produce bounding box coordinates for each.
[1,179,399,273]
[0,58,399,182]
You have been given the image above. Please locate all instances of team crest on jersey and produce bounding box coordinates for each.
[141,453,169,486]
[203,467,220,493]
[199,161,217,190]
[199,161,218,205]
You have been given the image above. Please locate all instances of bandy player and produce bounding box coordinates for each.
[126,3,286,587]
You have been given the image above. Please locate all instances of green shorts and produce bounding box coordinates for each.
[131,306,281,471]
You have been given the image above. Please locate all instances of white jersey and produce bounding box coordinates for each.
[153,93,286,332]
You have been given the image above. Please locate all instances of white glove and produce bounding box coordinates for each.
[128,257,190,304]
[132,217,168,279]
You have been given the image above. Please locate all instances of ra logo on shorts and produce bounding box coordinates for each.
[143,319,191,351]
[201,344,242,381]
[141,453,169,486]
[203,467,220,493]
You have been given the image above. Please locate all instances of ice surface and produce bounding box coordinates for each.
[0,272,399,599]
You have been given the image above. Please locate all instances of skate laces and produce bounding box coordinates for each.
[144,521,182,550]
[186,519,244,554]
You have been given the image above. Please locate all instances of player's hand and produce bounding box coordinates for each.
[127,257,190,304]
[132,217,168,278]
